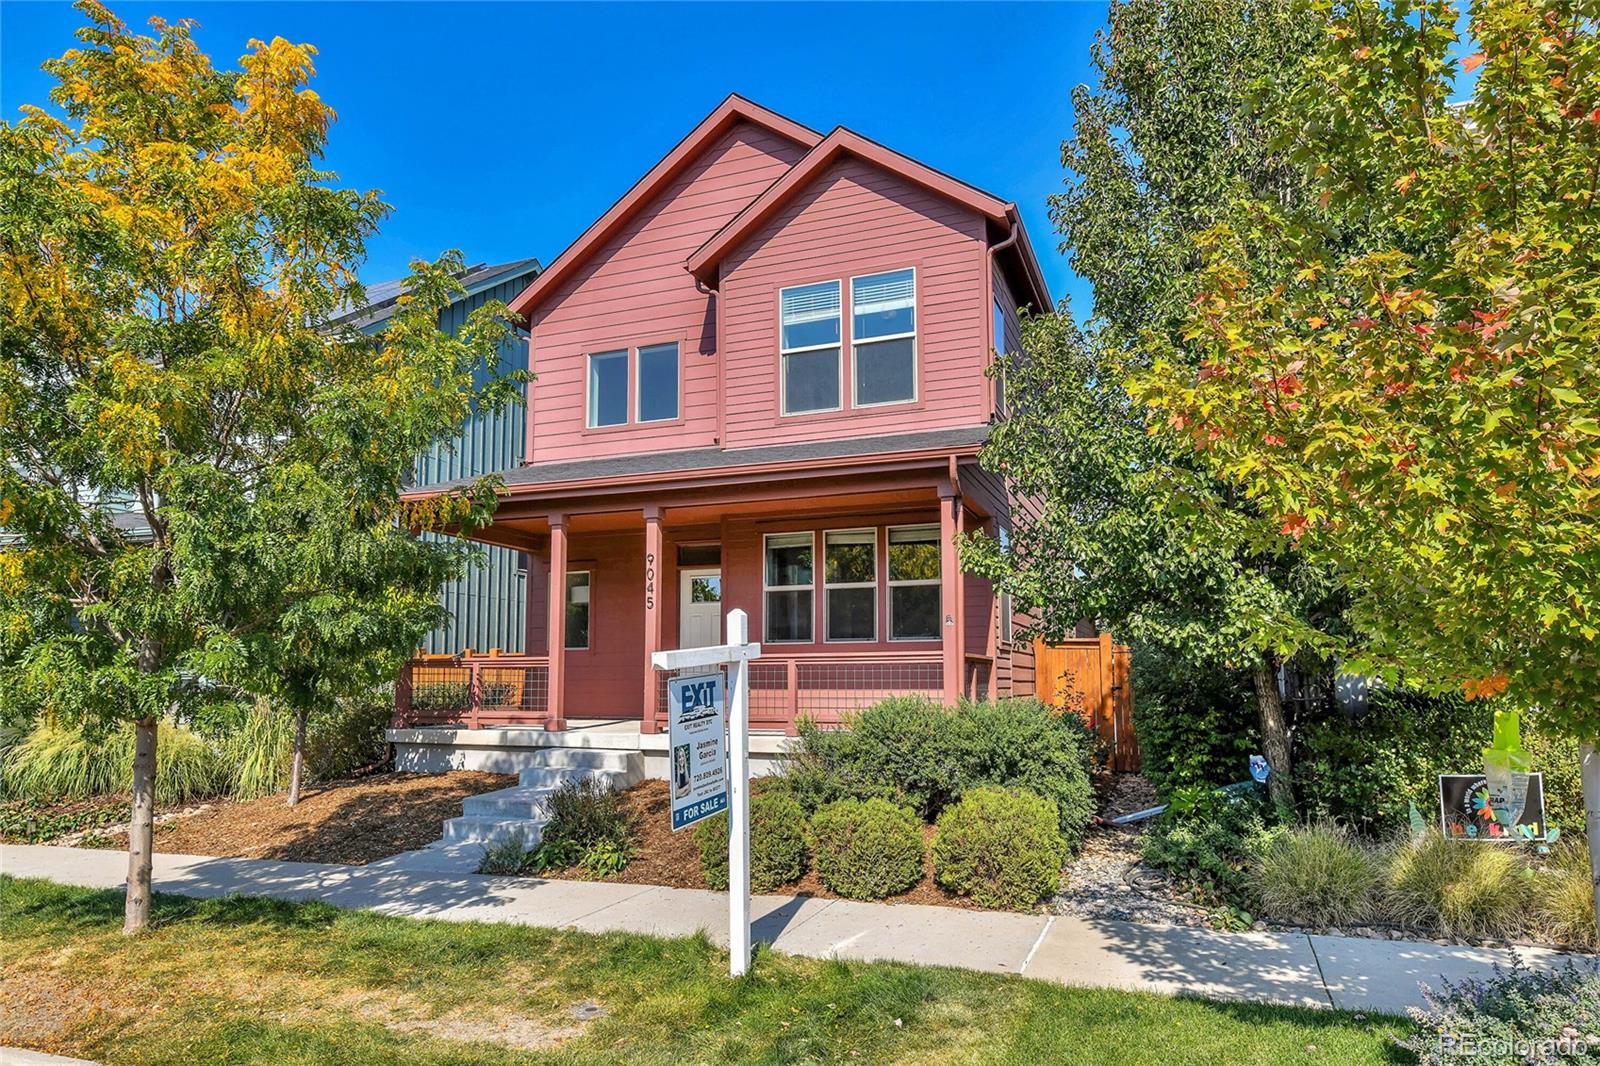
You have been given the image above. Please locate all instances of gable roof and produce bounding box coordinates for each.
[507,95,821,321]
[687,127,1052,311]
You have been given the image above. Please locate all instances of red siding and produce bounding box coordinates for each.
[526,121,806,463]
[718,157,991,449]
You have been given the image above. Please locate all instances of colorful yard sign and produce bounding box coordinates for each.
[1439,773,1549,842]
[667,671,728,831]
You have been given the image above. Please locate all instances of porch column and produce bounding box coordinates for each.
[940,488,965,703]
[546,513,567,731]
[641,505,664,734]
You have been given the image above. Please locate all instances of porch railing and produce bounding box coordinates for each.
[394,652,550,729]
[656,650,944,734]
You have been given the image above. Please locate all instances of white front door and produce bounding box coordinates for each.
[679,568,722,648]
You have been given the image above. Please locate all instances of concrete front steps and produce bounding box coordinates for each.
[442,747,644,845]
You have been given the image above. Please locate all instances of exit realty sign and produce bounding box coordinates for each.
[667,672,728,831]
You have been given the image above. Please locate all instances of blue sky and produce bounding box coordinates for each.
[1,1,1107,312]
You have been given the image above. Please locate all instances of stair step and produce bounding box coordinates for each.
[463,785,561,819]
[526,747,640,772]
[441,816,547,847]
[517,762,641,790]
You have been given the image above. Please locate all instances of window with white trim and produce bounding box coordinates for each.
[763,532,814,642]
[587,351,627,428]
[824,529,877,641]
[992,298,1008,414]
[779,280,841,414]
[887,525,941,641]
[997,525,1013,643]
[636,341,679,423]
[565,571,591,649]
[852,268,916,406]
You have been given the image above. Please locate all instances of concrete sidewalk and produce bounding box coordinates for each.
[2,843,1588,1016]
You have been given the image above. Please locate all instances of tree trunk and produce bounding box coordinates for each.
[123,716,157,935]
[286,706,308,807]
[1249,652,1296,812]
[1581,741,1600,944]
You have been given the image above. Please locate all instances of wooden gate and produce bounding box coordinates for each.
[1035,635,1139,772]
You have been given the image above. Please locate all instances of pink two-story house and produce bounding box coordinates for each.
[392,96,1049,770]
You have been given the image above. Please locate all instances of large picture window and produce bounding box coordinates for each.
[587,351,628,428]
[636,341,679,423]
[779,280,841,414]
[824,529,877,642]
[852,268,916,406]
[565,571,591,649]
[887,525,940,641]
[763,532,815,642]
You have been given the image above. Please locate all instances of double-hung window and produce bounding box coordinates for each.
[779,281,841,414]
[565,571,591,649]
[852,268,916,406]
[992,298,1008,414]
[824,529,877,641]
[587,351,628,428]
[887,525,941,641]
[763,532,814,642]
[636,341,679,423]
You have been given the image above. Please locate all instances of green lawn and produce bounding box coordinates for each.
[0,876,1414,1065]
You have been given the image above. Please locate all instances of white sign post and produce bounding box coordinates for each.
[651,607,761,976]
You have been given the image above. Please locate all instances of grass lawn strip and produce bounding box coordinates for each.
[1,876,1411,1065]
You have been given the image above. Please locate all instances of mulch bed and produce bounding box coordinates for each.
[96,771,514,866]
[537,779,982,910]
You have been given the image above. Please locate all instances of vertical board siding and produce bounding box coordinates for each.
[415,270,539,654]
[526,122,808,464]
[719,157,990,449]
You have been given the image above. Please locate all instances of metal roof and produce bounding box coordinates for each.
[413,424,992,496]
[330,258,542,331]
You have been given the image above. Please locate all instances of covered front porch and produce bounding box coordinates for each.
[392,434,1013,743]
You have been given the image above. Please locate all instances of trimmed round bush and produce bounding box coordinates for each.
[1252,823,1383,926]
[1384,831,1534,938]
[959,698,1097,854]
[809,798,924,900]
[693,790,807,892]
[933,786,1066,910]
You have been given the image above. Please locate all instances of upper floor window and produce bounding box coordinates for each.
[780,280,841,415]
[852,268,916,406]
[637,341,679,423]
[992,298,1008,414]
[587,350,628,428]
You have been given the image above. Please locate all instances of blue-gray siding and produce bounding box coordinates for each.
[409,271,536,654]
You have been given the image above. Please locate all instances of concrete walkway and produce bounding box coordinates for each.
[2,844,1588,1016]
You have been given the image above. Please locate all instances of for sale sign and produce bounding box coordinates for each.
[668,671,728,831]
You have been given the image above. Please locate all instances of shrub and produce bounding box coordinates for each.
[693,791,807,892]
[1522,711,1584,835]
[933,786,1065,910]
[1142,788,1273,904]
[3,716,225,805]
[477,831,536,876]
[809,798,923,900]
[792,697,967,818]
[534,779,635,877]
[1252,823,1383,927]
[1395,955,1600,1065]
[1534,843,1597,950]
[215,700,292,800]
[1384,832,1534,939]
[1131,647,1257,798]
[959,698,1098,853]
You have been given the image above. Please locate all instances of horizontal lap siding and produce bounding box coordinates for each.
[527,123,806,463]
[720,158,989,449]
[564,531,646,717]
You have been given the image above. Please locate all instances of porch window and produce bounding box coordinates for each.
[636,341,679,423]
[888,525,941,641]
[565,571,591,649]
[824,529,877,642]
[763,532,814,642]
[587,351,628,428]
[780,280,841,414]
[852,268,916,406]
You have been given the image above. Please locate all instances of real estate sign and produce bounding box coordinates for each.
[667,671,728,831]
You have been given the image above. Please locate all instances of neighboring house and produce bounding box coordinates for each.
[332,258,544,655]
[392,95,1050,768]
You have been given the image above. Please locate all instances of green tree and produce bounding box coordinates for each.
[1135,0,1599,928]
[0,3,518,930]
[966,0,1335,807]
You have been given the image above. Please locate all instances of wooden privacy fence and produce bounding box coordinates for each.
[1035,635,1139,772]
